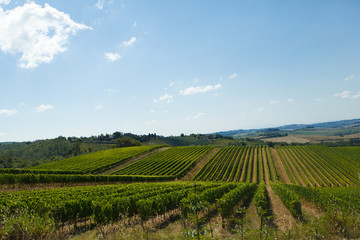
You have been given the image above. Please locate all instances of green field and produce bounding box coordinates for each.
[113,146,214,178]
[1,145,360,239]
[29,145,163,173]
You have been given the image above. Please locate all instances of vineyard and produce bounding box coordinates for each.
[1,145,360,239]
[193,146,278,183]
[112,146,214,178]
[29,145,163,173]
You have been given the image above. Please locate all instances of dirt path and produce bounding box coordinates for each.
[252,147,257,183]
[262,148,270,185]
[244,203,261,230]
[266,185,296,232]
[99,147,170,175]
[181,147,220,181]
[270,148,291,184]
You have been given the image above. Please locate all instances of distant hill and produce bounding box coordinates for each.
[211,118,360,137]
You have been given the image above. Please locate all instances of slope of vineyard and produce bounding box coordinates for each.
[29,145,163,173]
[273,146,360,187]
[112,146,214,178]
[193,146,276,183]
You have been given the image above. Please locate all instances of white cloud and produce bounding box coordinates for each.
[121,36,136,47]
[146,120,159,125]
[351,92,360,99]
[36,104,54,112]
[187,112,205,120]
[257,107,264,112]
[150,109,155,113]
[105,88,117,95]
[0,132,6,137]
[228,73,237,79]
[0,0,10,5]
[132,22,137,27]
[334,90,351,99]
[315,98,321,102]
[95,105,103,110]
[95,0,105,10]
[169,82,174,87]
[344,75,354,81]
[0,2,91,69]
[179,84,222,96]
[104,52,121,62]
[154,94,173,103]
[287,98,295,102]
[269,100,279,104]
[0,109,17,116]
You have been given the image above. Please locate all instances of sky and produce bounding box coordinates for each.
[0,0,360,142]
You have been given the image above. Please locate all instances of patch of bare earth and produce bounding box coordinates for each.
[261,136,310,144]
[270,148,291,184]
[252,148,257,183]
[301,199,324,220]
[266,185,296,232]
[99,147,170,175]
[262,148,270,185]
[180,147,220,181]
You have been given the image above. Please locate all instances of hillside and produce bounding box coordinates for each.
[0,145,360,239]
[29,145,164,173]
[213,118,360,137]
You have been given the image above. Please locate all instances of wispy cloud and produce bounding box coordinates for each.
[146,120,159,125]
[95,105,103,110]
[287,98,295,102]
[351,92,360,99]
[36,104,54,112]
[132,22,137,27]
[105,88,117,95]
[0,132,6,137]
[0,2,91,69]
[104,52,121,62]
[334,90,351,99]
[0,0,10,5]
[121,36,136,47]
[0,109,18,117]
[315,98,321,102]
[94,0,105,9]
[179,84,221,96]
[154,94,173,103]
[187,112,205,120]
[257,107,264,112]
[269,100,279,104]
[228,73,237,79]
[169,82,175,87]
[344,75,354,81]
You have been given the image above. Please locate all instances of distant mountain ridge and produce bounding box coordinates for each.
[212,118,360,137]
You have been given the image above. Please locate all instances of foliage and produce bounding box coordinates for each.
[0,173,174,185]
[115,137,141,148]
[270,182,302,219]
[113,146,214,177]
[218,183,256,225]
[29,145,163,173]
[254,182,270,217]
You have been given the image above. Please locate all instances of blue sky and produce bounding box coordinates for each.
[0,0,359,141]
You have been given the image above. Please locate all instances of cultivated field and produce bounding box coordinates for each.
[1,145,360,239]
